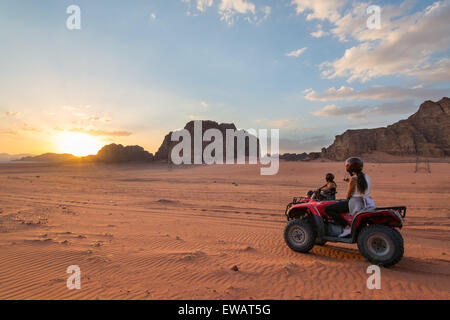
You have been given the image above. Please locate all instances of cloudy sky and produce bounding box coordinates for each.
[0,0,449,155]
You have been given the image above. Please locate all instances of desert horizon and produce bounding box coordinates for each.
[2,97,448,166]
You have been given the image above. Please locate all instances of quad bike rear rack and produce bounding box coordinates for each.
[375,206,407,218]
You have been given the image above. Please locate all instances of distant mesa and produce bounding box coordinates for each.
[16,144,154,163]
[154,120,260,162]
[279,152,322,162]
[0,153,33,163]
[308,152,322,160]
[96,144,154,163]
[18,153,79,163]
[279,152,309,161]
[321,97,450,160]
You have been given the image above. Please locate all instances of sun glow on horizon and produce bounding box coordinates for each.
[56,132,103,157]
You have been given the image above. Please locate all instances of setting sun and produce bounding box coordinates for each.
[56,132,103,157]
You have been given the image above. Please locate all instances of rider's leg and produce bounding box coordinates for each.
[325,201,352,237]
[324,201,349,227]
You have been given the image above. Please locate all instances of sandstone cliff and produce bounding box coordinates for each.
[321,97,450,160]
[96,144,154,163]
[280,153,310,161]
[18,144,154,163]
[154,120,259,162]
[17,153,79,163]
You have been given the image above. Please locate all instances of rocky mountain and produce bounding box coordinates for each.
[321,97,450,160]
[0,153,32,163]
[17,144,154,163]
[279,152,310,161]
[17,153,79,163]
[96,144,153,163]
[154,120,259,162]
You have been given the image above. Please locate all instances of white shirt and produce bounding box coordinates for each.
[352,173,372,198]
[349,173,375,215]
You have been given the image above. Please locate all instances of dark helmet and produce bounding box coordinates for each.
[325,173,335,182]
[345,157,363,174]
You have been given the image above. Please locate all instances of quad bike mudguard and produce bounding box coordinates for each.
[349,206,406,242]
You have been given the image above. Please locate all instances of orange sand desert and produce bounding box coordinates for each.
[0,161,449,299]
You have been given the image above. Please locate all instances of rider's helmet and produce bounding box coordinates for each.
[345,157,363,174]
[325,173,335,182]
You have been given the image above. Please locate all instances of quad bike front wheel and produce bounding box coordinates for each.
[284,219,315,253]
[357,225,404,267]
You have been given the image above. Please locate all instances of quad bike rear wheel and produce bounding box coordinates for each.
[357,225,404,267]
[284,219,315,253]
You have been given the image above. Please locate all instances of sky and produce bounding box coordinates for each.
[0,0,449,155]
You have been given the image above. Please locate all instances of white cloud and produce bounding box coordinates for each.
[285,47,308,58]
[290,0,450,84]
[219,0,254,14]
[304,85,449,102]
[425,1,441,15]
[291,0,347,22]
[310,24,328,38]
[269,119,298,129]
[196,0,214,12]
[88,115,112,123]
[2,111,21,118]
[182,0,267,26]
[181,0,213,15]
[407,57,450,82]
[68,128,132,137]
[257,5,271,25]
[218,0,256,26]
[312,104,365,117]
[311,100,419,120]
[369,100,417,116]
[279,135,331,153]
[321,0,450,82]
[329,1,417,42]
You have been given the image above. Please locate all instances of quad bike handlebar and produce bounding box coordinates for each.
[290,188,338,205]
[312,189,337,201]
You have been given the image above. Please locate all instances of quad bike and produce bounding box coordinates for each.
[284,189,406,267]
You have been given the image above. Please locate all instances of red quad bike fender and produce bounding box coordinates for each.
[285,200,338,242]
[285,200,336,220]
[350,207,405,242]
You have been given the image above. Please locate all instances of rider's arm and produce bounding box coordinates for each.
[346,177,356,200]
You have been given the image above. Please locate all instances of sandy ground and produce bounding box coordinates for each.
[0,161,449,300]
